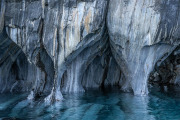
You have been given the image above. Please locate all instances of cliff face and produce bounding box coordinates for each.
[107,0,180,95]
[1,0,111,102]
[0,0,180,102]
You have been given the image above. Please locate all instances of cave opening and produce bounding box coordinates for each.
[149,45,180,92]
[59,43,126,94]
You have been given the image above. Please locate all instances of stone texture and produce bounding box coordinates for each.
[107,0,180,95]
[2,0,109,102]
[0,0,180,103]
[0,28,35,93]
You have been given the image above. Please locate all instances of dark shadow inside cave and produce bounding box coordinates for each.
[149,45,180,88]
[0,28,53,95]
[0,28,31,93]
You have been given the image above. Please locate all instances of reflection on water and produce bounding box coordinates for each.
[0,86,180,120]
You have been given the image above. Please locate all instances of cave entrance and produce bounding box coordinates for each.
[60,47,125,93]
[149,46,180,92]
[0,28,30,93]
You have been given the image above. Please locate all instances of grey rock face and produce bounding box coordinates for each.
[0,0,180,102]
[107,0,180,95]
[0,0,5,32]
[2,0,109,102]
[0,27,54,95]
[0,28,35,93]
[81,51,122,89]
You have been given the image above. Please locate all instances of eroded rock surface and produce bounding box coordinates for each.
[2,0,109,102]
[107,0,180,95]
[0,0,180,102]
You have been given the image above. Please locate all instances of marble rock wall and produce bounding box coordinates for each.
[0,0,180,102]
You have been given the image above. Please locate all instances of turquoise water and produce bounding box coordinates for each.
[0,86,180,120]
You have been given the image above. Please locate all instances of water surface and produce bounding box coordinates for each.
[0,86,180,120]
